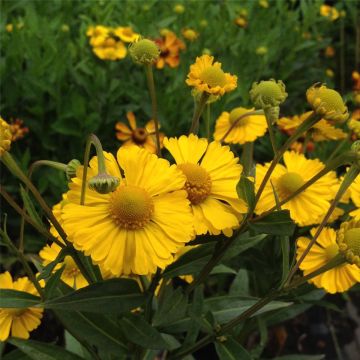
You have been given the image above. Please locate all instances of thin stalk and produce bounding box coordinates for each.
[220,110,264,143]
[327,310,344,360]
[205,103,211,141]
[189,92,209,135]
[326,132,351,163]
[264,108,277,155]
[145,64,161,157]
[144,268,162,322]
[241,142,254,176]
[285,165,359,286]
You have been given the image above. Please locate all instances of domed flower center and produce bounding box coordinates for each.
[316,88,345,113]
[6,308,25,317]
[255,81,283,105]
[344,228,360,257]
[277,172,305,198]
[229,107,249,126]
[109,185,154,230]
[325,243,339,261]
[132,128,148,144]
[177,163,212,205]
[63,256,81,278]
[200,66,226,88]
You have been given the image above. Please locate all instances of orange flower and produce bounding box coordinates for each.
[9,119,29,141]
[115,112,164,153]
[155,31,185,69]
[352,71,360,92]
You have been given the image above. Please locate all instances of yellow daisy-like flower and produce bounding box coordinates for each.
[348,173,360,220]
[277,111,347,142]
[296,228,360,293]
[115,111,164,154]
[255,151,338,226]
[92,38,127,61]
[164,135,247,236]
[182,28,199,41]
[61,146,194,276]
[348,109,360,138]
[0,272,43,341]
[86,25,110,47]
[113,26,140,43]
[0,117,12,156]
[214,107,268,144]
[186,55,237,96]
[320,5,340,21]
[337,219,360,267]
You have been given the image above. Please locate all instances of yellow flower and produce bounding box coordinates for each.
[113,26,140,43]
[61,146,194,276]
[256,46,268,55]
[164,135,247,236]
[296,228,360,293]
[277,111,347,142]
[234,17,248,28]
[0,272,43,341]
[337,219,360,267]
[320,5,340,21]
[186,55,237,96]
[306,83,349,123]
[259,0,269,8]
[87,25,110,47]
[214,107,268,144]
[92,38,127,61]
[5,24,13,32]
[182,28,199,41]
[155,31,185,69]
[347,173,360,220]
[326,68,334,78]
[173,4,185,14]
[0,117,12,156]
[255,151,338,226]
[115,111,164,154]
[348,109,360,138]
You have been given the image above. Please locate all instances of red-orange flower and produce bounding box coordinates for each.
[155,31,185,69]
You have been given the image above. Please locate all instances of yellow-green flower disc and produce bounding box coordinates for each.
[249,79,287,109]
[129,38,160,65]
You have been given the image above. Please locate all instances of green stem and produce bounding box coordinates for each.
[145,64,161,157]
[189,92,209,135]
[144,268,162,322]
[285,165,360,286]
[264,108,277,155]
[241,142,254,177]
[205,103,211,141]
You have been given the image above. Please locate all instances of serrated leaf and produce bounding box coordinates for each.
[9,339,83,360]
[215,337,251,360]
[119,313,170,350]
[44,278,144,313]
[249,210,295,236]
[0,289,40,308]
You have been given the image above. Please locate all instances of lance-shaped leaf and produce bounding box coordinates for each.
[0,289,41,308]
[215,337,251,360]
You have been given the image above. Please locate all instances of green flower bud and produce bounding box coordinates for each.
[249,79,288,109]
[129,38,160,65]
[88,173,120,194]
[66,159,81,180]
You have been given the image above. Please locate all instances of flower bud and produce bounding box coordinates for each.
[129,38,160,65]
[249,79,287,109]
[66,159,81,180]
[88,173,120,194]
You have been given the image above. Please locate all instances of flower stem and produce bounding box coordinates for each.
[189,92,209,135]
[145,64,161,157]
[264,108,277,155]
[241,142,254,176]
[205,103,211,141]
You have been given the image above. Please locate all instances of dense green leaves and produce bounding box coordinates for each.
[44,278,144,313]
[215,337,251,360]
[0,289,40,308]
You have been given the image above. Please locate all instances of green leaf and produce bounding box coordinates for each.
[249,210,295,236]
[9,339,83,360]
[211,264,237,275]
[38,248,67,280]
[237,176,255,211]
[119,313,170,350]
[153,287,188,327]
[230,269,249,296]
[270,356,325,360]
[215,337,251,360]
[19,185,43,228]
[0,289,40,308]
[44,278,145,313]
[2,349,31,360]
[44,266,65,299]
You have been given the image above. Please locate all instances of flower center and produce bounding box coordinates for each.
[200,66,226,88]
[277,172,305,198]
[316,88,345,113]
[132,128,148,144]
[177,163,212,205]
[229,107,249,126]
[324,243,339,261]
[63,256,81,278]
[109,185,154,230]
[344,228,360,257]
[255,81,284,105]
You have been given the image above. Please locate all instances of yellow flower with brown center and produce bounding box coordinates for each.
[182,28,199,41]
[277,111,347,142]
[62,146,194,276]
[214,107,268,144]
[296,227,360,294]
[186,55,237,96]
[115,111,164,154]
[320,5,340,21]
[155,31,185,69]
[255,151,339,226]
[306,83,348,123]
[164,134,247,236]
[113,26,139,43]
[0,117,12,156]
[0,272,43,341]
[337,220,360,267]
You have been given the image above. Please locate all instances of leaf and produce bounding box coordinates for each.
[215,337,251,360]
[271,356,325,360]
[38,247,67,280]
[153,287,188,327]
[9,339,83,360]
[119,313,170,350]
[249,210,295,236]
[230,269,249,296]
[44,278,145,313]
[44,266,65,299]
[0,289,40,308]
[2,349,31,360]
[19,185,43,228]
[237,176,255,211]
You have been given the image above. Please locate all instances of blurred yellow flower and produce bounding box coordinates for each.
[234,17,248,28]
[256,46,268,55]
[186,55,237,96]
[0,117,12,156]
[348,109,360,138]
[214,107,268,144]
[259,0,269,8]
[113,26,140,43]
[320,5,339,21]
[155,30,185,69]
[182,28,199,41]
[5,24,13,32]
[326,68,334,78]
[0,272,43,341]
[173,4,185,14]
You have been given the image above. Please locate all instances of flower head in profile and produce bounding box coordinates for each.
[337,219,360,267]
[348,109,360,138]
[155,30,185,69]
[182,28,199,41]
[113,26,140,43]
[0,272,43,341]
[250,79,287,110]
[164,135,247,236]
[306,83,348,123]
[296,227,360,293]
[0,117,12,156]
[186,55,237,96]
[255,151,338,226]
[214,107,268,144]
[346,172,360,220]
[61,146,194,276]
[115,111,164,154]
[320,5,340,21]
